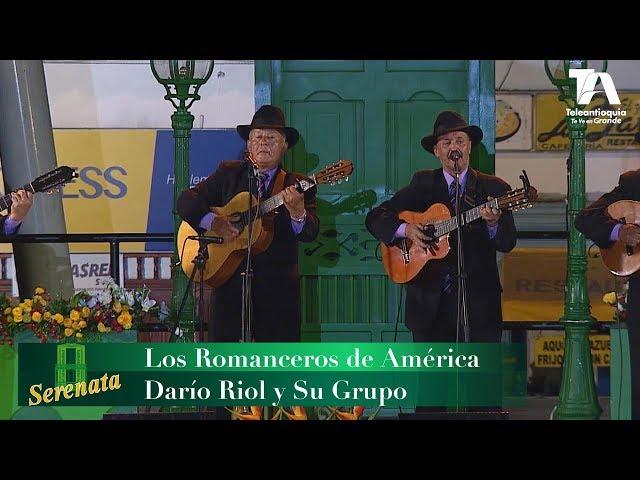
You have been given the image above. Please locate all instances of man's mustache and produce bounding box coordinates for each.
[448,150,462,161]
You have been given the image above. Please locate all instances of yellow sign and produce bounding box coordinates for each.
[502,247,625,322]
[0,130,157,254]
[533,334,611,367]
[535,92,640,150]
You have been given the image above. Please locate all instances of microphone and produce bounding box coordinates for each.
[449,150,462,174]
[187,235,224,244]
[245,150,260,179]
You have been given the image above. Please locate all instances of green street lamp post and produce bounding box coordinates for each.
[151,60,214,342]
[544,59,603,419]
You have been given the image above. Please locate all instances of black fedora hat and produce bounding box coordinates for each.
[236,105,299,149]
[421,111,483,154]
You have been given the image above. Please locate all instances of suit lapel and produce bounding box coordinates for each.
[464,167,478,209]
[433,168,450,205]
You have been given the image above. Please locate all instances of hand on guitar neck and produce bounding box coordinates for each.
[8,189,34,223]
[479,195,501,227]
[281,184,306,220]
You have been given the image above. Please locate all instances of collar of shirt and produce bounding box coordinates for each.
[443,168,468,191]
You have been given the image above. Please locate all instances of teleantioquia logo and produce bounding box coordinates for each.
[564,69,626,127]
[569,68,621,105]
[28,343,121,406]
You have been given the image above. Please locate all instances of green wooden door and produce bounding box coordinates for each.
[255,60,495,342]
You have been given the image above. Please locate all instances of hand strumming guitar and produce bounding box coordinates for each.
[620,223,640,246]
[210,215,240,243]
[405,224,440,256]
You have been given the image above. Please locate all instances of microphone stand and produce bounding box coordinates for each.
[195,240,208,343]
[452,152,470,415]
[453,155,470,343]
[242,154,260,344]
[171,236,222,342]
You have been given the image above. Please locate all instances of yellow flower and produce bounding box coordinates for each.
[603,292,617,306]
[72,322,79,331]
[117,313,133,329]
[32,312,42,323]
[113,302,122,313]
[70,310,80,321]
[23,315,31,323]
[23,306,32,314]
[35,287,45,295]
[122,312,133,329]
[12,307,23,317]
[53,313,64,324]
[64,328,74,337]
[122,304,130,312]
[23,299,33,307]
[43,311,52,321]
[63,318,72,328]
[97,322,111,333]
[13,315,22,323]
[40,300,48,307]
[33,295,42,303]
[75,332,83,339]
[3,307,11,315]
[78,320,87,329]
[81,306,91,318]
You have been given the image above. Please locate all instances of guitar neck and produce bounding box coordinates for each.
[257,175,316,215]
[236,175,317,228]
[432,197,499,237]
[0,184,36,211]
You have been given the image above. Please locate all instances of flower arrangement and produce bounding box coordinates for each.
[603,281,629,323]
[227,405,373,421]
[0,278,160,346]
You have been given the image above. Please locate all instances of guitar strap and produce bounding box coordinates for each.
[271,169,287,196]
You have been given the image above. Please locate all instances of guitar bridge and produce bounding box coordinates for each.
[400,239,410,264]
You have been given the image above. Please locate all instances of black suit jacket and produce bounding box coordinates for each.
[575,168,640,418]
[0,215,14,235]
[176,160,319,341]
[575,169,640,248]
[365,167,517,335]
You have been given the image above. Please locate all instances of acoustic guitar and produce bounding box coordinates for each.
[178,160,354,287]
[381,170,538,284]
[600,200,640,276]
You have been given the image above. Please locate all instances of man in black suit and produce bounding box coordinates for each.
[575,169,640,419]
[177,105,319,342]
[366,111,517,343]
